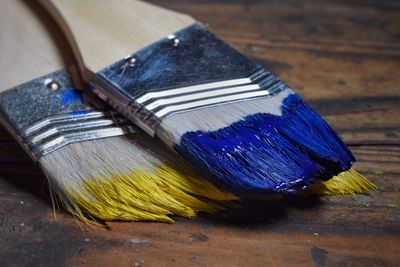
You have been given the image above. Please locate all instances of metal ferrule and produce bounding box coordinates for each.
[92,23,289,137]
[0,69,137,162]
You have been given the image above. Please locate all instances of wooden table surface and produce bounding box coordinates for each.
[1,0,399,266]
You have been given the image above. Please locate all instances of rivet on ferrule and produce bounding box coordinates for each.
[44,78,61,91]
[119,55,138,76]
[167,34,180,47]
[125,55,137,66]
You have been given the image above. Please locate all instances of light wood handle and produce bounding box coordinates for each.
[0,0,74,92]
[39,0,196,80]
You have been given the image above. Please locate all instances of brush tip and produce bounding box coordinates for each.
[306,168,377,196]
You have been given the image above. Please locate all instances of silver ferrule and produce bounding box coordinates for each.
[92,23,289,137]
[0,69,137,162]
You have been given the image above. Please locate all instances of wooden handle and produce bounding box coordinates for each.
[0,0,75,92]
[40,0,196,80]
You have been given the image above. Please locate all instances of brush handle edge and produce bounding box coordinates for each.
[39,0,196,77]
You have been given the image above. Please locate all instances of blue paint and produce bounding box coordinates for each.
[271,94,354,178]
[69,110,92,116]
[60,89,83,106]
[176,93,354,194]
[176,113,324,193]
[51,95,58,103]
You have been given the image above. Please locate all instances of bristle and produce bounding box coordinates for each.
[271,94,355,178]
[39,135,237,223]
[176,120,322,193]
[156,163,237,202]
[33,89,367,220]
[159,89,357,193]
[243,169,376,201]
[306,168,378,196]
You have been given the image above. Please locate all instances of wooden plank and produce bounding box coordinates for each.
[0,130,12,142]
[0,145,398,266]
[148,0,400,51]
[0,0,399,266]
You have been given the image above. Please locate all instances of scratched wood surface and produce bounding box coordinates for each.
[1,0,399,266]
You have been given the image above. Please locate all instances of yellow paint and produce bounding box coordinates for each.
[306,168,378,195]
[241,168,377,201]
[61,166,376,224]
[62,162,237,223]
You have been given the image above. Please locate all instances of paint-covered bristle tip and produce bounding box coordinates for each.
[175,92,358,193]
[273,93,355,177]
[176,115,323,193]
[38,134,237,224]
[307,168,378,196]
[58,163,238,223]
[64,170,196,223]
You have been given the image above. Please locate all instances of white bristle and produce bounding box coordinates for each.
[39,136,160,193]
[37,134,237,222]
[157,89,293,147]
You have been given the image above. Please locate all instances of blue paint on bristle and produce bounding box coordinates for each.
[176,114,324,194]
[176,93,355,194]
[273,94,355,178]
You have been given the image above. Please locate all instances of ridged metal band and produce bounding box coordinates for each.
[137,69,288,118]
[20,110,136,160]
[0,69,137,162]
[93,23,290,136]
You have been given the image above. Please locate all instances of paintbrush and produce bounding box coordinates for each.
[38,0,377,194]
[0,0,240,224]
[0,1,372,227]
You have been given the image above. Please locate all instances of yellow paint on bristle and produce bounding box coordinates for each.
[159,164,238,201]
[58,163,375,224]
[62,163,237,223]
[155,163,238,209]
[251,168,377,201]
[306,168,378,196]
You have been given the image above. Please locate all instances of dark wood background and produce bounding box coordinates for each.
[1,0,399,266]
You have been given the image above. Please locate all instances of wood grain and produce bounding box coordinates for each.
[1,0,399,266]
[0,0,74,92]
[40,0,195,79]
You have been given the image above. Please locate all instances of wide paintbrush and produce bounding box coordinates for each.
[39,0,376,195]
[0,0,238,224]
